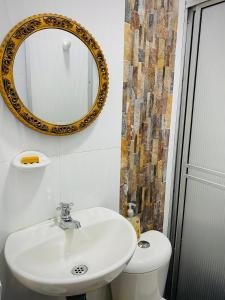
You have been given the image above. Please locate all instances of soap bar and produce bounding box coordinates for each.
[20,156,40,164]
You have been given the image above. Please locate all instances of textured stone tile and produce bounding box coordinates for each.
[124,23,132,61]
[123,60,130,83]
[133,29,139,67]
[134,0,139,12]
[166,95,173,128]
[131,11,139,30]
[120,0,178,232]
[125,0,131,23]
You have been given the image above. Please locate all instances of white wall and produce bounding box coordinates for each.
[0,1,125,299]
[163,0,186,235]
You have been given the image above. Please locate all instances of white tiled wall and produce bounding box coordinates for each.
[0,1,125,299]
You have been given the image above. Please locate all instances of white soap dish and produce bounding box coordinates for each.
[12,151,51,170]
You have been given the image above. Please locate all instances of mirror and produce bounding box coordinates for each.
[14,29,99,125]
[0,14,108,135]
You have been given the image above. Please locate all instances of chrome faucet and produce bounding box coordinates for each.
[56,202,81,230]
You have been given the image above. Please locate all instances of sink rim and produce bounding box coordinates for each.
[5,207,137,286]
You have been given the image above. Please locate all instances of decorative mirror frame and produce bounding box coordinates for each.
[0,14,109,135]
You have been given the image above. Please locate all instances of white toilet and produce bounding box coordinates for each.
[111,230,172,300]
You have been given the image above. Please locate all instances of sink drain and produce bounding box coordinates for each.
[71,264,88,276]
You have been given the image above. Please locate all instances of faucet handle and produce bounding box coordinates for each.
[56,202,73,212]
[56,202,63,211]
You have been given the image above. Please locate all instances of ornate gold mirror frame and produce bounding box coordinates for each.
[0,14,109,135]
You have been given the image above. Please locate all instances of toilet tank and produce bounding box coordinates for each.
[111,231,172,300]
[111,263,170,300]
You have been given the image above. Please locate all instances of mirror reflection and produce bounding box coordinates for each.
[13,29,99,125]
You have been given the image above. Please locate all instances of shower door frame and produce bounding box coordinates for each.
[169,0,225,299]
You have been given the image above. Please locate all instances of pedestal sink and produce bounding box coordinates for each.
[4,207,137,296]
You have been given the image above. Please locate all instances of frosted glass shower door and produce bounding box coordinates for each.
[173,1,225,299]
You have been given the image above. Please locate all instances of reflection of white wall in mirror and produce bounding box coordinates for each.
[14,29,99,124]
[13,42,29,108]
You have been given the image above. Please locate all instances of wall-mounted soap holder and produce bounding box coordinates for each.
[12,151,51,170]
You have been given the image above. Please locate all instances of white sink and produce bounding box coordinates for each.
[4,207,137,296]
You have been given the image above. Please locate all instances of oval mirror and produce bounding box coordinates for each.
[0,14,109,135]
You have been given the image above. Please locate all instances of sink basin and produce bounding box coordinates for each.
[4,207,137,296]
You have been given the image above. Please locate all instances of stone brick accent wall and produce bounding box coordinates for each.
[120,0,178,232]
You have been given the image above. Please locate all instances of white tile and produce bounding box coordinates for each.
[57,0,125,154]
[59,148,121,212]
[0,157,60,251]
[0,0,124,156]
[22,128,60,158]
[0,2,124,299]
[0,99,61,163]
[0,102,27,163]
[0,157,65,300]
[58,92,123,154]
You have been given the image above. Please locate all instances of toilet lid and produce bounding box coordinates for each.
[124,230,172,274]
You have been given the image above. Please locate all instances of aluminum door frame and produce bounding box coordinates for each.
[186,0,211,7]
[169,0,225,299]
